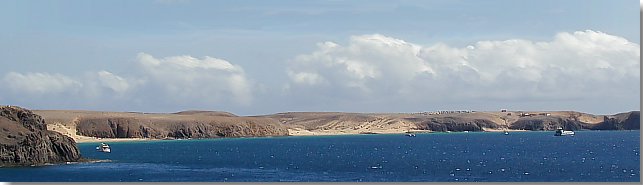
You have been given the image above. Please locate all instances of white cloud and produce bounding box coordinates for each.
[137,52,253,105]
[287,30,640,105]
[2,72,82,95]
[1,30,637,114]
[97,71,131,94]
[287,70,325,86]
[289,34,434,93]
[1,53,253,110]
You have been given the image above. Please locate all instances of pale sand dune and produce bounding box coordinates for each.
[47,123,154,143]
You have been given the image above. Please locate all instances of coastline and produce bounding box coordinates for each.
[40,110,639,144]
[72,129,634,143]
[286,128,530,136]
[74,128,530,143]
[48,123,159,143]
[75,137,157,143]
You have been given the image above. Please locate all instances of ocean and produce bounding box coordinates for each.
[0,130,639,182]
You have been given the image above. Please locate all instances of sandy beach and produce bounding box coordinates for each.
[287,127,529,136]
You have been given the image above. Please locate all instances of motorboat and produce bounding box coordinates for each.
[96,143,111,153]
[405,133,416,137]
[554,127,575,136]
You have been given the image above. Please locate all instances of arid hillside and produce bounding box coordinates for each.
[259,110,633,135]
[35,110,289,141]
[31,109,640,141]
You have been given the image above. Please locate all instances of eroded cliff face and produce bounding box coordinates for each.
[591,111,640,130]
[509,116,587,131]
[415,117,499,132]
[508,111,641,131]
[37,110,640,139]
[74,116,289,139]
[0,106,80,167]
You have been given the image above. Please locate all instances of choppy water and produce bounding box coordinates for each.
[0,130,639,182]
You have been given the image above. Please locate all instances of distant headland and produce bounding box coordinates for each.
[31,107,640,143]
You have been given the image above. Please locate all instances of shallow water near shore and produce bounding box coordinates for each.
[0,130,639,182]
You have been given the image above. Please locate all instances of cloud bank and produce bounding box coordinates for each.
[0,30,639,114]
[1,53,253,111]
[136,52,252,105]
[286,30,640,111]
[3,72,82,95]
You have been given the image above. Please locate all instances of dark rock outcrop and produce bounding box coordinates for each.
[0,106,80,167]
[509,116,587,131]
[416,117,499,132]
[591,111,640,130]
[509,112,641,131]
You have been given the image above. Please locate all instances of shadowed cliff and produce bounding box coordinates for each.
[591,111,640,130]
[0,106,80,167]
[35,110,289,139]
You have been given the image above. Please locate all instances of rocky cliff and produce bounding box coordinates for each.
[75,116,289,139]
[0,106,80,167]
[590,111,640,130]
[415,117,499,132]
[36,110,639,140]
[35,110,290,139]
[507,111,640,131]
[508,116,587,130]
[269,111,639,133]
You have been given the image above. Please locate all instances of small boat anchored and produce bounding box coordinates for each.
[554,127,575,136]
[405,133,416,137]
[96,143,111,153]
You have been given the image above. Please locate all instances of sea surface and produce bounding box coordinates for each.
[0,130,640,182]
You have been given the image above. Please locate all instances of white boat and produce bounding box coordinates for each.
[405,133,416,137]
[554,127,574,136]
[96,143,111,153]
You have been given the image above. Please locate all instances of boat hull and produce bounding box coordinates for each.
[554,130,575,136]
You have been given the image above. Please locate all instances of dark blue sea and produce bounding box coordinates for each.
[0,131,640,182]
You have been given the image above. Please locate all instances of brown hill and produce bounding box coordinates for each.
[173,110,238,117]
[261,110,638,135]
[32,109,639,141]
[262,112,509,135]
[590,111,640,130]
[34,110,288,141]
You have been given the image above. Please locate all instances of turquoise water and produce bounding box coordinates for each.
[0,131,639,182]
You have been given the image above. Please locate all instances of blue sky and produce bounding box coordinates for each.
[0,0,639,115]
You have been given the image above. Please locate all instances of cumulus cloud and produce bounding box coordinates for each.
[1,53,253,111]
[97,71,132,94]
[3,72,82,95]
[1,30,637,114]
[2,71,139,101]
[137,52,252,105]
[287,30,640,108]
